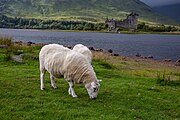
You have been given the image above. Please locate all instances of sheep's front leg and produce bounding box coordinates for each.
[50,74,57,89]
[68,81,77,98]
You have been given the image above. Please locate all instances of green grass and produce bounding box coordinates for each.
[0,42,180,120]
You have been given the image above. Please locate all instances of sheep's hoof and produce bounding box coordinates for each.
[51,86,57,89]
[41,88,45,90]
[72,95,78,98]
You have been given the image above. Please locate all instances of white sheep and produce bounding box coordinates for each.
[73,44,92,63]
[39,44,101,99]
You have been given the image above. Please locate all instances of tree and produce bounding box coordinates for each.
[83,23,94,30]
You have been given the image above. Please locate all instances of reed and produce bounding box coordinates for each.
[0,37,13,47]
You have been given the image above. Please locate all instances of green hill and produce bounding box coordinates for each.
[0,0,178,25]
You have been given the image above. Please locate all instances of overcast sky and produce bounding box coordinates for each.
[140,0,180,7]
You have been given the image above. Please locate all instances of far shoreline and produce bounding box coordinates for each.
[1,28,180,35]
[41,29,180,35]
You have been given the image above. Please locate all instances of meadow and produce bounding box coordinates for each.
[0,37,179,120]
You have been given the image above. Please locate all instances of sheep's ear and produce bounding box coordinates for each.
[97,80,102,83]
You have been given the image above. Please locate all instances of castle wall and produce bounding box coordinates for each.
[105,12,138,31]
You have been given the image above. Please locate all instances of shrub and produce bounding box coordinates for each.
[0,37,13,46]
[156,72,180,86]
[0,37,14,61]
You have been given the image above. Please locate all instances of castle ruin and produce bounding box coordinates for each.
[105,12,139,31]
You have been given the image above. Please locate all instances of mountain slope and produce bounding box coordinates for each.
[153,4,180,23]
[0,0,178,25]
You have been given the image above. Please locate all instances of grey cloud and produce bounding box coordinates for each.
[140,0,180,6]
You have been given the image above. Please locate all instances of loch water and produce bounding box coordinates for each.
[0,28,180,61]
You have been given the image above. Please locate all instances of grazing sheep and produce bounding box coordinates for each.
[39,44,101,99]
[73,44,92,63]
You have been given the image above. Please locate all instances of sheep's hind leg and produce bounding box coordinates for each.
[68,81,77,98]
[40,70,45,90]
[50,74,57,89]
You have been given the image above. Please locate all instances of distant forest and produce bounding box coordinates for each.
[0,15,179,32]
[0,15,107,31]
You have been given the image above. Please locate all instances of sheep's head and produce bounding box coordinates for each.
[85,80,101,99]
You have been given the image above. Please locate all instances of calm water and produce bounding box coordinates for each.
[0,28,180,61]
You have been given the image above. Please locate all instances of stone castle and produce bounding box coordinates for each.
[105,12,139,31]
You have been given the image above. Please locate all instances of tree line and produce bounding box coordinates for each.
[0,14,179,32]
[137,22,179,32]
[0,15,107,31]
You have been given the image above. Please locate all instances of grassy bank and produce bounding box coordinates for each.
[0,38,180,120]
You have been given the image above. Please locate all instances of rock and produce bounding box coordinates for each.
[135,53,141,57]
[11,56,23,63]
[147,55,153,59]
[27,41,35,46]
[65,45,72,49]
[14,41,23,45]
[67,46,72,49]
[0,45,8,49]
[164,59,172,62]
[28,41,35,44]
[113,53,119,56]
[175,59,180,66]
[89,47,95,51]
[176,59,180,63]
[108,49,113,53]
[67,46,73,49]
